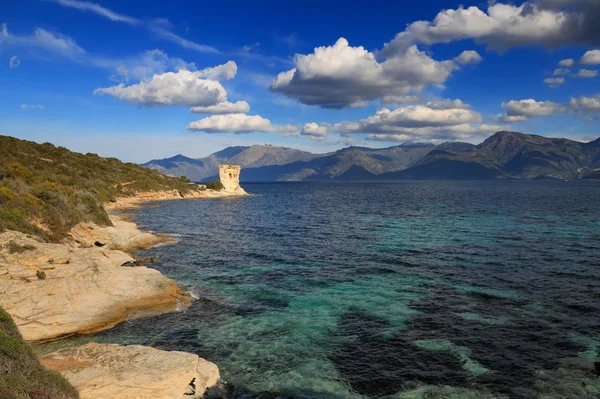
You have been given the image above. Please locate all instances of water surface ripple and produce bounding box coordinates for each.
[78,182,600,398]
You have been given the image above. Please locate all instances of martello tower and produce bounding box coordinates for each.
[218,164,243,193]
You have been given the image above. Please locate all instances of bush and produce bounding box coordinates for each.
[205,180,224,191]
[36,270,46,280]
[0,135,200,242]
[7,242,36,254]
[0,307,79,398]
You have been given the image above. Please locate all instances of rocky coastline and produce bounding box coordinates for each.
[0,174,248,398]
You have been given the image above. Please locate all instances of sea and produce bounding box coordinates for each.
[48,181,600,398]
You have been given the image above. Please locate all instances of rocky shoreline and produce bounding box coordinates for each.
[0,181,248,398]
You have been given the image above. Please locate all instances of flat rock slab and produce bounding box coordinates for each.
[0,225,191,342]
[41,343,220,399]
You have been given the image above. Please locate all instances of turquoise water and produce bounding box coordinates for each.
[53,182,600,398]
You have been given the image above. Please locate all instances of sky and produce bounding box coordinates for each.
[1,0,600,162]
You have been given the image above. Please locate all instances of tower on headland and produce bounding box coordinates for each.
[218,164,247,194]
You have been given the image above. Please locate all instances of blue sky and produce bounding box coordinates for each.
[1,0,599,162]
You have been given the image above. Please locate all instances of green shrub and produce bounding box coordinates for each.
[36,270,46,280]
[0,307,79,398]
[205,180,224,191]
[0,135,199,242]
[7,242,36,254]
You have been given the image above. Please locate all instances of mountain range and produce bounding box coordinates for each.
[142,132,600,181]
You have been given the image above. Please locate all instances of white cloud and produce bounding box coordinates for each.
[100,49,195,82]
[9,56,20,68]
[49,0,219,53]
[191,101,250,114]
[20,104,45,110]
[0,25,198,81]
[271,37,464,109]
[569,93,600,115]
[148,22,219,54]
[301,123,328,140]
[242,42,260,52]
[553,68,569,76]
[329,101,497,141]
[454,50,482,65]
[577,69,598,78]
[381,95,422,104]
[51,0,138,24]
[186,113,297,134]
[424,98,471,110]
[499,99,564,123]
[544,77,565,87]
[558,58,575,68]
[579,49,600,65]
[1,23,85,59]
[382,1,600,54]
[194,60,237,80]
[366,124,502,142]
[94,68,229,107]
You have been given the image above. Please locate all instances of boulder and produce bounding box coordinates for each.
[0,229,191,342]
[41,343,220,399]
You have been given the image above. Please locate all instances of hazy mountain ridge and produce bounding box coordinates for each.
[142,144,317,181]
[378,132,600,180]
[141,132,600,181]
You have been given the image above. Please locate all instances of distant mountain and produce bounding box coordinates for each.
[379,132,600,180]
[229,142,437,181]
[141,132,600,181]
[142,145,317,181]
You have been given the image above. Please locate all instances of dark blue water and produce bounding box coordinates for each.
[61,182,600,398]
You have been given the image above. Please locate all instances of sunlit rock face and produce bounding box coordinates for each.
[41,343,220,399]
[218,164,247,194]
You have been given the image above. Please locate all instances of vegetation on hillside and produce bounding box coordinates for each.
[0,135,198,241]
[204,180,224,191]
[0,307,79,399]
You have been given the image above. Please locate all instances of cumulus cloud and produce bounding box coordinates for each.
[569,93,600,115]
[454,50,482,65]
[270,37,467,109]
[194,60,237,81]
[553,68,569,76]
[366,123,502,142]
[559,58,575,68]
[9,56,20,68]
[94,67,231,107]
[381,95,422,105]
[424,98,471,110]
[499,99,564,123]
[498,93,600,124]
[20,104,45,110]
[101,49,195,82]
[544,77,565,87]
[382,1,600,54]
[301,123,328,140]
[328,101,497,141]
[49,0,219,53]
[577,69,598,78]
[579,49,600,65]
[186,113,297,134]
[190,101,250,114]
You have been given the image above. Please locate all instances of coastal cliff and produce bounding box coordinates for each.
[41,343,220,399]
[0,215,192,342]
[0,135,250,398]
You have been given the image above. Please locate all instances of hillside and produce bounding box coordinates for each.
[0,135,199,241]
[142,144,317,181]
[379,132,600,180]
[0,307,78,399]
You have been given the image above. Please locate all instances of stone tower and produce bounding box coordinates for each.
[218,164,246,194]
